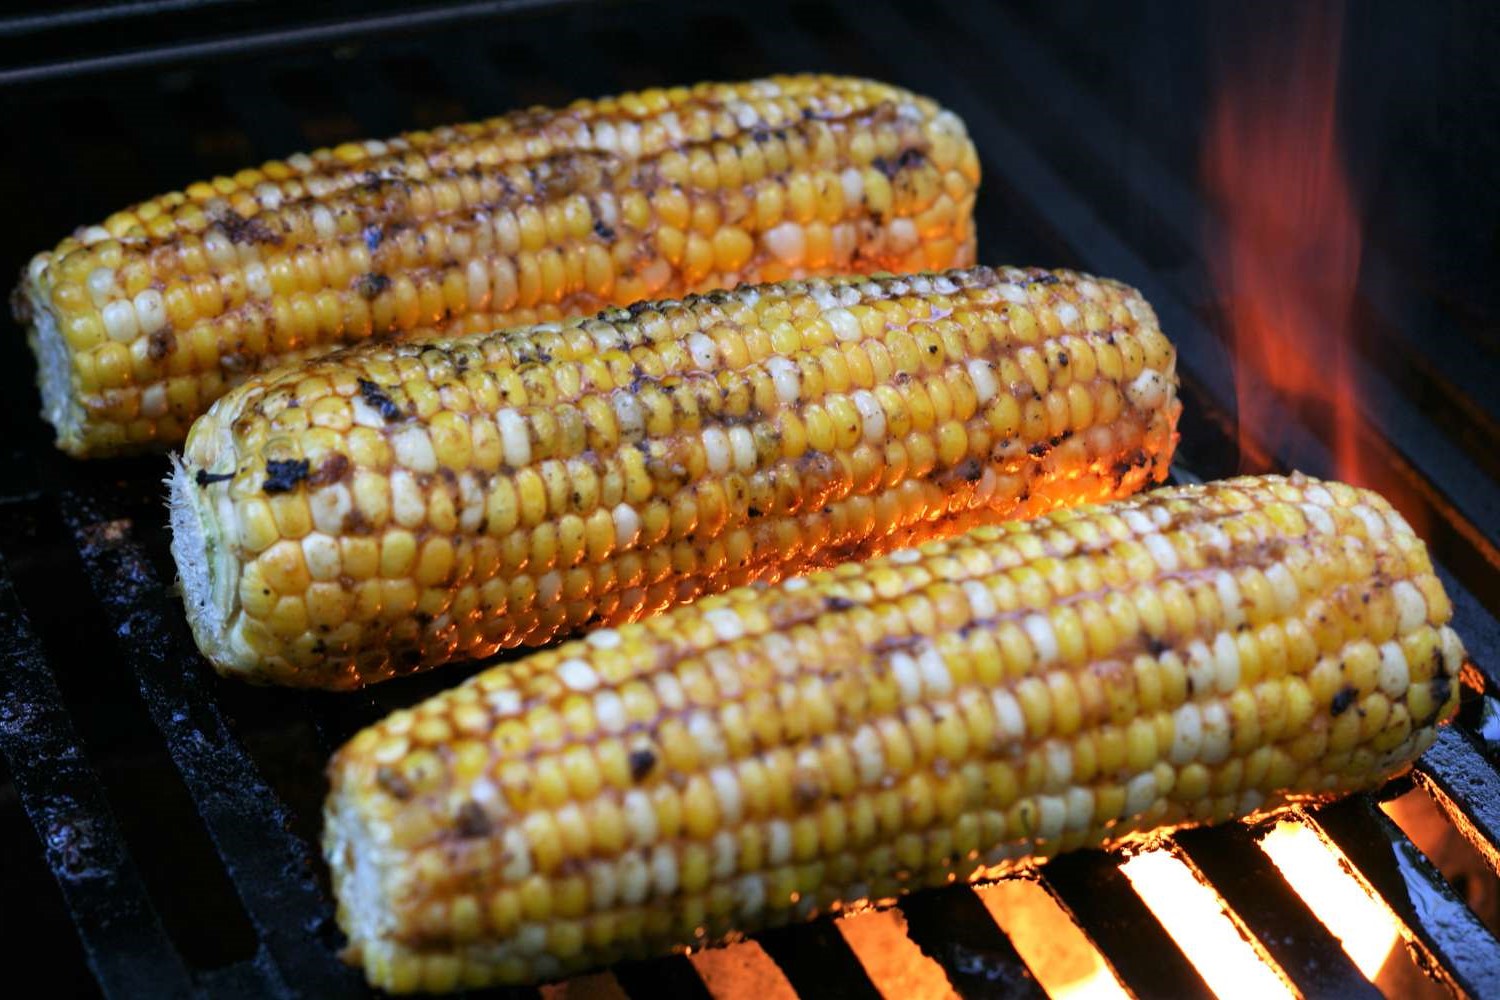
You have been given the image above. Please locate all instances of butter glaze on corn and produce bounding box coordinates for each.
[18,75,979,456]
[170,266,1180,688]
[322,473,1464,992]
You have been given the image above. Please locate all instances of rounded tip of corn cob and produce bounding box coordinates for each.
[168,454,247,678]
[14,271,87,456]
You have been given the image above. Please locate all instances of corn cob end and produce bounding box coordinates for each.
[169,451,276,683]
[15,257,88,456]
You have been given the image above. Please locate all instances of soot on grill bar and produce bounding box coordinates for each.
[0,1,1498,998]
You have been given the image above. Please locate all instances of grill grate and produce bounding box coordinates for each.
[2,1,1500,997]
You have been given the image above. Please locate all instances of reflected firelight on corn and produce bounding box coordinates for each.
[169,265,1181,689]
[321,473,1463,992]
[16,74,979,456]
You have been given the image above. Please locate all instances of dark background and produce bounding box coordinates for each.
[1,1,1497,995]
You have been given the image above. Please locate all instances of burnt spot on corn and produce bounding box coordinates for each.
[358,379,403,421]
[1331,686,1358,716]
[309,453,351,487]
[593,220,616,241]
[195,469,234,487]
[455,802,491,838]
[375,766,413,800]
[629,748,657,782]
[873,147,927,179]
[1429,674,1454,722]
[1027,442,1050,458]
[824,595,857,612]
[263,458,309,494]
[356,272,392,300]
[214,210,280,246]
[874,634,925,653]
[955,457,983,482]
[147,328,176,360]
[792,773,825,807]
[363,225,384,250]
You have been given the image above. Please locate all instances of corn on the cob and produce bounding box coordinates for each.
[169,266,1181,689]
[17,75,980,457]
[322,473,1464,992]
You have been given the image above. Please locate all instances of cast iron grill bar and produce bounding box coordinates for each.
[611,955,714,1000]
[1411,726,1500,878]
[896,887,1047,999]
[0,557,195,999]
[0,0,592,87]
[1171,824,1384,999]
[59,492,364,999]
[1039,851,1216,1000]
[0,0,245,37]
[755,919,885,999]
[1304,796,1500,998]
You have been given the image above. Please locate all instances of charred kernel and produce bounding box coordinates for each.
[263,459,309,494]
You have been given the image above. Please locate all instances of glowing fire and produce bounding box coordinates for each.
[1204,4,1363,484]
[1258,821,1404,978]
[978,879,1127,1000]
[1120,850,1294,999]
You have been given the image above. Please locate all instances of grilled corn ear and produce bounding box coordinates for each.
[170,266,1180,688]
[322,473,1463,992]
[18,74,979,456]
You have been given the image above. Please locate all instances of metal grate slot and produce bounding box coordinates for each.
[1172,823,1383,999]
[1040,852,1215,999]
[611,955,715,1000]
[896,887,1045,999]
[1306,797,1500,997]
[0,560,194,997]
[755,919,884,999]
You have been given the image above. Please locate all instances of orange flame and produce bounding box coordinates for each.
[1204,4,1363,484]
